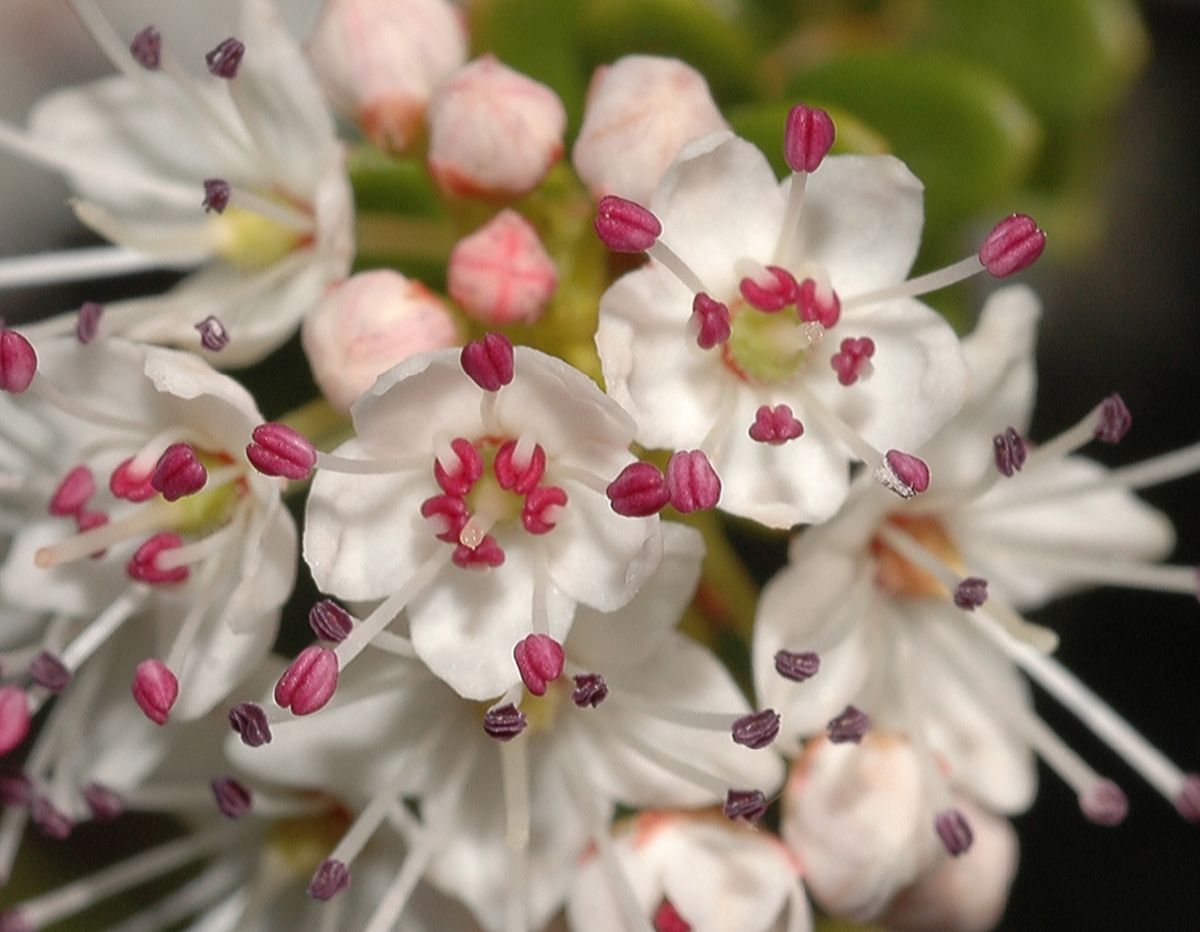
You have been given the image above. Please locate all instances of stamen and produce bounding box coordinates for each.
[57,589,145,675]
[1175,775,1200,823]
[48,466,94,517]
[210,777,252,819]
[878,450,931,498]
[421,494,469,542]
[73,302,103,344]
[827,705,870,744]
[500,734,532,849]
[434,437,483,496]
[109,459,156,503]
[784,104,836,174]
[1080,780,1130,827]
[246,423,317,480]
[484,703,528,741]
[131,659,178,725]
[460,333,515,392]
[689,293,731,349]
[572,673,609,708]
[797,278,841,328]
[129,25,162,70]
[309,859,351,901]
[774,649,820,682]
[723,788,768,823]
[665,449,721,513]
[993,427,1028,476]
[0,770,31,807]
[978,214,1047,277]
[0,328,37,395]
[522,485,567,534]
[830,336,874,386]
[31,796,73,841]
[594,196,662,252]
[194,316,230,352]
[150,443,207,502]
[309,599,354,643]
[513,634,565,697]
[204,38,245,80]
[495,438,546,494]
[126,532,190,584]
[606,461,670,517]
[1095,394,1132,445]
[228,701,272,748]
[934,808,973,856]
[452,533,505,568]
[952,576,988,611]
[655,901,693,932]
[749,404,804,445]
[731,709,782,749]
[0,687,31,755]
[274,646,339,716]
[83,783,125,821]
[738,264,799,313]
[202,179,231,214]
[28,652,71,694]
[317,449,430,475]
[1023,394,1130,471]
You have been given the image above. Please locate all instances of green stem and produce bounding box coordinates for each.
[277,397,351,452]
[680,510,762,645]
[354,213,460,264]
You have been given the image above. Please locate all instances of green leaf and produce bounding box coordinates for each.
[787,51,1040,226]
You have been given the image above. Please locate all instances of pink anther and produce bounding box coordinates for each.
[205,38,245,79]
[522,485,567,534]
[784,104,836,174]
[453,534,505,568]
[109,458,157,502]
[0,327,36,394]
[690,293,732,349]
[460,332,515,392]
[127,533,190,584]
[130,25,161,70]
[666,449,721,513]
[275,646,339,716]
[513,633,565,697]
[49,465,95,517]
[76,302,103,344]
[748,404,804,445]
[830,336,875,386]
[434,437,484,496]
[246,423,317,480]
[0,687,31,755]
[739,265,799,313]
[131,659,178,726]
[494,440,546,494]
[420,494,470,542]
[151,443,208,502]
[594,195,662,252]
[797,278,841,328]
[883,450,931,497]
[606,461,669,517]
[979,214,1045,277]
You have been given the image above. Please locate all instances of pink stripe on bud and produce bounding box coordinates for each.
[130,25,162,70]
[309,858,351,901]
[784,104,836,173]
[606,462,669,517]
[109,457,157,502]
[797,278,840,328]
[131,659,178,726]
[247,423,317,480]
[211,777,252,819]
[1080,779,1128,827]
[453,535,505,568]
[151,443,208,502]
[0,328,37,394]
[205,37,245,79]
[882,450,931,498]
[494,440,546,494]
[127,533,190,584]
[29,651,71,693]
[690,293,731,349]
[739,266,799,313]
[460,333,514,391]
[666,449,721,513]
[309,599,354,643]
[513,633,565,697]
[749,404,804,445]
[0,687,31,755]
[594,195,661,252]
[434,437,483,497]
[522,485,567,534]
[275,646,339,716]
[49,465,95,517]
[979,214,1045,277]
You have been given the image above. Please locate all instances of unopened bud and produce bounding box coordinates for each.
[572,55,728,203]
[448,210,557,326]
[302,270,461,413]
[308,0,467,153]
[427,55,566,198]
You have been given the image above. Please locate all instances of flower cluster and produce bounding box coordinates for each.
[0,2,1194,930]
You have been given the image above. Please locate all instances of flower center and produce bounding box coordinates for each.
[869,513,963,598]
[722,300,822,385]
[264,807,352,881]
[214,205,307,271]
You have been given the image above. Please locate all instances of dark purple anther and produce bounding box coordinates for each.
[29,651,71,693]
[1095,394,1132,445]
[606,461,669,517]
[953,577,988,611]
[309,599,354,643]
[31,796,74,840]
[483,703,527,741]
[723,788,768,823]
[83,782,125,821]
[1174,773,1200,823]
[308,858,351,901]
[130,26,162,70]
[202,179,232,214]
[666,449,721,513]
[1079,779,1128,827]
[992,427,1027,477]
[0,768,31,807]
[594,195,662,252]
[774,650,820,682]
[211,777,253,819]
[460,333,515,392]
[152,443,208,502]
[76,302,104,344]
[827,705,870,744]
[205,37,245,79]
[228,701,273,748]
[691,293,731,349]
[731,709,781,750]
[784,104,836,173]
[572,673,609,708]
[979,214,1045,277]
[195,315,230,352]
[934,808,974,856]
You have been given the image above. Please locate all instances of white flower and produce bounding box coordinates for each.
[230,524,783,932]
[568,811,811,932]
[754,285,1200,825]
[0,0,353,366]
[596,122,974,527]
[301,336,662,700]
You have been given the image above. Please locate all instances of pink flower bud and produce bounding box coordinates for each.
[427,55,566,198]
[131,659,179,726]
[0,327,37,394]
[308,0,467,153]
[606,461,669,517]
[978,214,1045,277]
[246,423,317,480]
[666,449,721,513]
[460,332,514,392]
[151,443,208,502]
[275,645,339,716]
[302,270,462,413]
[784,104,836,173]
[448,211,558,326]
[513,633,565,696]
[572,55,729,204]
[0,687,31,755]
[49,465,95,516]
[126,533,189,585]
